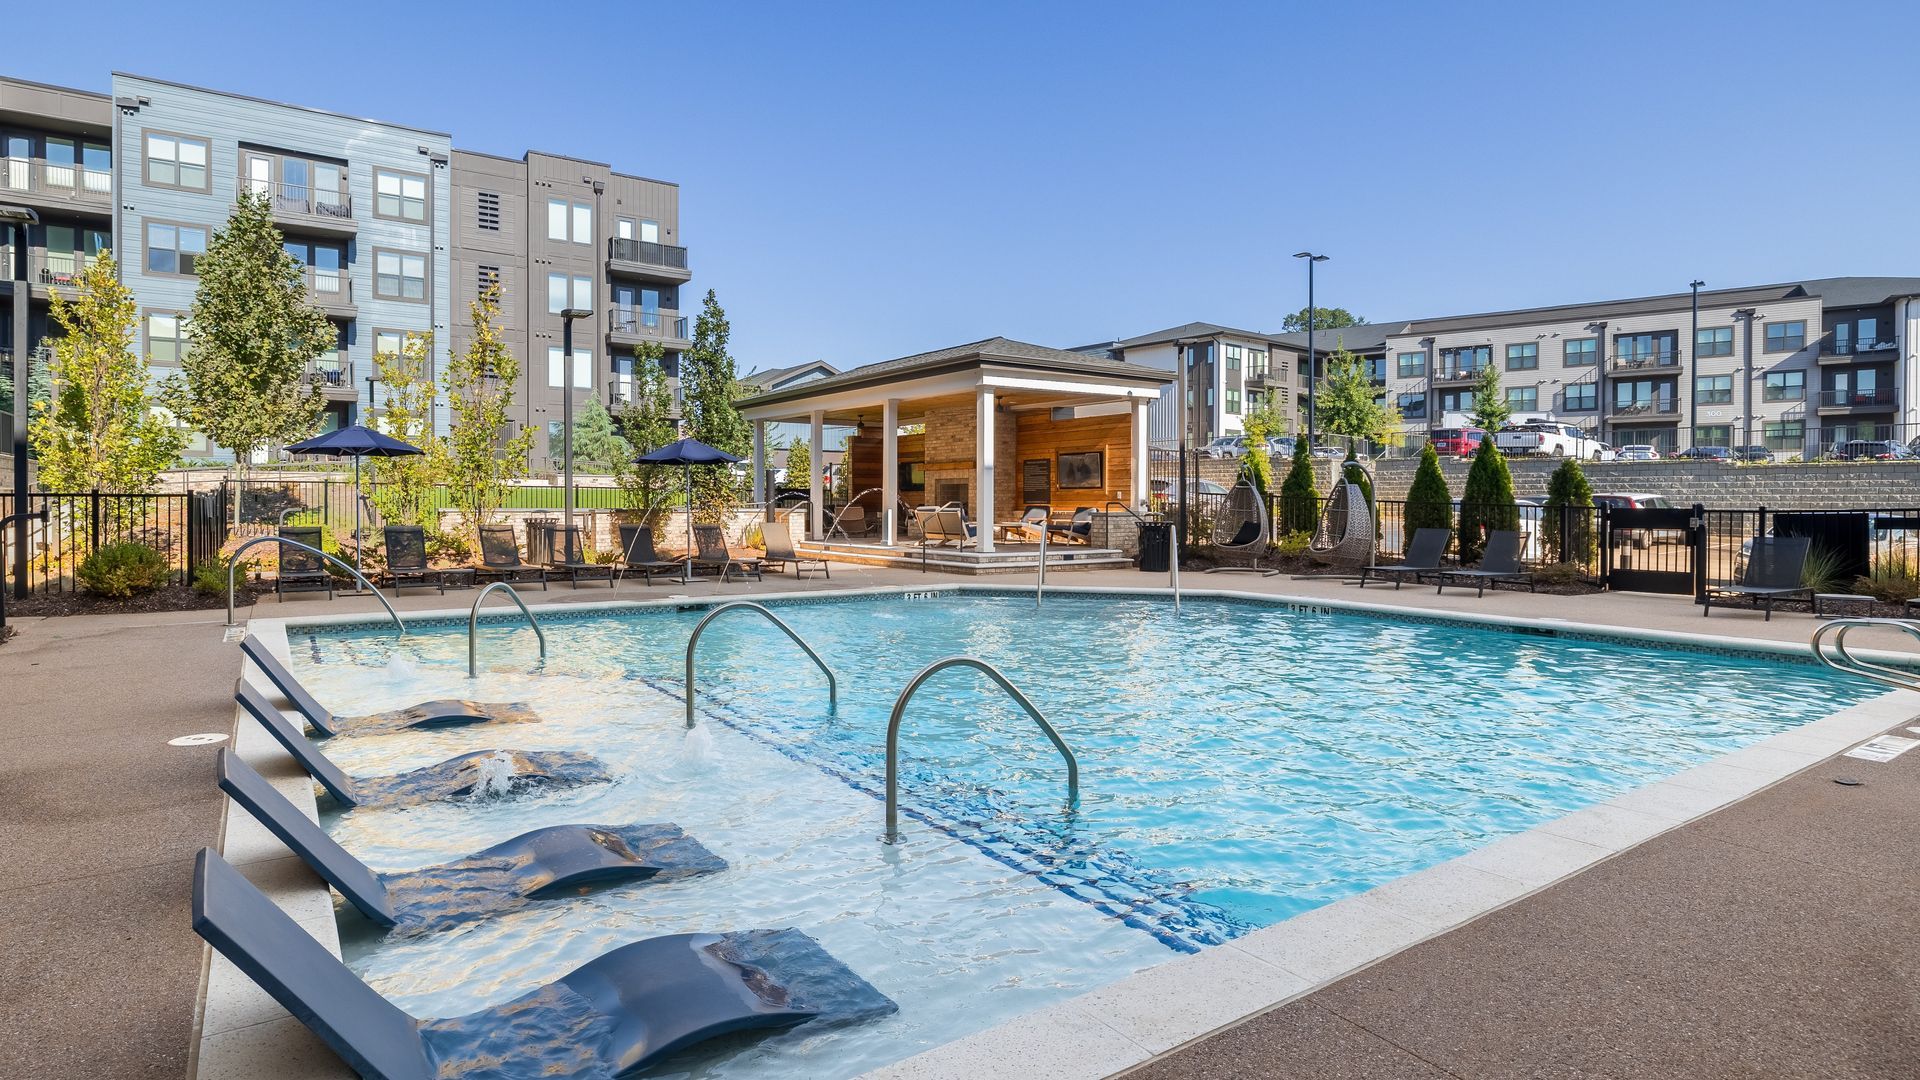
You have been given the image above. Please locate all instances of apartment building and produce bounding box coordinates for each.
[1078,322,1297,447]
[1376,277,1920,456]
[1,72,687,470]
[449,149,688,470]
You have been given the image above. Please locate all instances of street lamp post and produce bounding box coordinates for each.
[1688,280,1704,448]
[559,308,591,554]
[4,205,41,602]
[1294,252,1329,444]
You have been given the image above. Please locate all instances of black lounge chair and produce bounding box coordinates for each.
[1434,529,1538,598]
[191,848,894,1080]
[476,524,548,590]
[235,682,606,810]
[693,523,763,582]
[217,749,723,932]
[616,524,683,585]
[1704,535,1813,621]
[276,525,335,601]
[1358,527,1450,588]
[759,520,830,579]
[543,524,615,588]
[240,636,538,738]
[382,526,445,594]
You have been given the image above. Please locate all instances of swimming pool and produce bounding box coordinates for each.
[282,588,1874,1077]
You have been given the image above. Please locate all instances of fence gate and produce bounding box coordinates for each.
[1604,503,1703,595]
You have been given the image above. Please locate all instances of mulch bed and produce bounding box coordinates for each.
[5,583,259,618]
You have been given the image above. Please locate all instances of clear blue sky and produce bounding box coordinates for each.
[13,1,1919,371]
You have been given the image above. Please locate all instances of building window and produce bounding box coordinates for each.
[1563,382,1597,411]
[1764,320,1806,353]
[1206,387,1215,407]
[476,191,501,231]
[1224,344,1242,370]
[374,250,426,301]
[143,132,209,191]
[1762,419,1804,451]
[476,265,500,299]
[1695,326,1733,357]
[546,273,591,314]
[1564,338,1598,366]
[374,330,404,358]
[1504,343,1538,371]
[1225,389,1241,414]
[546,198,593,243]
[146,312,190,366]
[1248,349,1268,377]
[374,169,428,222]
[1506,386,1537,411]
[546,346,593,389]
[1614,331,1677,365]
[1396,351,1424,378]
[1694,425,1732,448]
[144,222,208,276]
[1438,345,1490,376]
[1762,370,1805,401]
[1397,392,1427,418]
[1694,374,1733,404]
[1439,389,1475,414]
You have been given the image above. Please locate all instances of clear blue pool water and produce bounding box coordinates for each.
[286,590,1872,1076]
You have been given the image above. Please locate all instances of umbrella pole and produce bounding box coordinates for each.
[353,455,364,592]
[683,463,695,583]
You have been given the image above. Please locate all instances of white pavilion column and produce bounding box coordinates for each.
[882,397,900,546]
[975,387,996,553]
[808,409,825,540]
[750,421,767,505]
[1131,396,1151,510]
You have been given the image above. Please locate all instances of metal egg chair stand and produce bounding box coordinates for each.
[1203,471,1279,576]
[1309,462,1376,568]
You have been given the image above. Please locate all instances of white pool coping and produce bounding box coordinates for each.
[190,584,1920,1080]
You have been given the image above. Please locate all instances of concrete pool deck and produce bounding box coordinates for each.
[3,566,1917,1078]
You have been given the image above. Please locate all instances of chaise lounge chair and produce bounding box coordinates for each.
[543,524,615,589]
[922,507,978,549]
[381,526,446,594]
[1704,535,1812,621]
[1434,529,1538,598]
[235,682,607,810]
[693,523,763,582]
[191,847,895,1080]
[1357,527,1450,589]
[1046,507,1095,545]
[476,524,548,590]
[616,524,683,585]
[759,520,830,579]
[275,525,335,601]
[240,636,538,738]
[217,749,723,933]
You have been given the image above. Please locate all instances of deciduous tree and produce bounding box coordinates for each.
[1280,306,1366,333]
[364,333,438,527]
[441,285,533,539]
[1315,343,1403,444]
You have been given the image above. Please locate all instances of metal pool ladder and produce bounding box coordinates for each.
[684,601,838,728]
[468,582,547,676]
[224,535,403,637]
[1810,618,1920,692]
[884,656,1080,844]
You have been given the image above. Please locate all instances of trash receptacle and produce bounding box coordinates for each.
[525,517,558,566]
[1137,522,1172,572]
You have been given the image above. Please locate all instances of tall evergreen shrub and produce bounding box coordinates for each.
[1542,456,1595,567]
[1405,442,1453,539]
[1458,436,1519,563]
[1279,435,1319,535]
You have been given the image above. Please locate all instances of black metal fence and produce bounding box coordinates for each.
[1,489,226,596]
[1700,507,1920,593]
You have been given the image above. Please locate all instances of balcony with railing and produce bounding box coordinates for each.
[306,355,357,399]
[607,237,691,282]
[1608,352,1679,372]
[301,267,356,316]
[1429,364,1486,386]
[246,179,356,236]
[0,249,99,292]
[1605,397,1681,422]
[0,158,113,214]
[1819,332,1900,362]
[607,307,691,348]
[1816,386,1897,413]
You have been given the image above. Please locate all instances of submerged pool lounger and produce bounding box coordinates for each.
[193,849,897,1079]
[235,682,609,810]
[217,749,724,933]
[241,635,541,738]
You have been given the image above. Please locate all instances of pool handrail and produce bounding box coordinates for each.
[683,601,838,728]
[884,656,1079,843]
[1170,520,1182,613]
[1035,524,1046,608]
[225,535,403,637]
[468,581,548,677]
[1810,617,1920,692]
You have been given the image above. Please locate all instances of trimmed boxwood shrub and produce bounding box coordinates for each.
[77,541,171,599]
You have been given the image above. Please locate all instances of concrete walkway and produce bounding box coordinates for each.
[0,565,1906,1078]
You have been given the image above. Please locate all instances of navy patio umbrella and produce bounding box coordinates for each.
[633,438,743,580]
[287,424,426,582]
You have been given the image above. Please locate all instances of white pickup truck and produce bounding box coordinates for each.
[1494,422,1607,460]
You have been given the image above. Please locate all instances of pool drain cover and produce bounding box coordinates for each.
[169,733,229,747]
[1832,777,1862,786]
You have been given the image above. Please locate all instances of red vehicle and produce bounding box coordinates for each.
[1428,427,1487,458]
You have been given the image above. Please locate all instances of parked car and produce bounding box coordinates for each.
[1149,478,1229,499]
[1494,422,1606,460]
[1616,444,1661,461]
[1829,439,1913,461]
[1731,445,1773,463]
[1591,443,1620,462]
[1200,436,1246,459]
[1311,445,1349,459]
[1592,492,1680,548]
[1674,446,1732,462]
[1428,427,1487,458]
